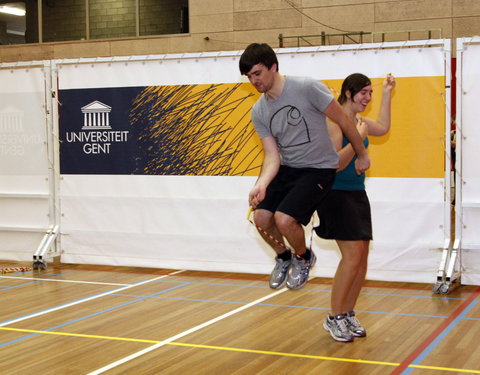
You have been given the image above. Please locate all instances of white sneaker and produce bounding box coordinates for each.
[323,314,354,342]
[286,249,316,290]
[269,254,291,289]
[346,310,366,337]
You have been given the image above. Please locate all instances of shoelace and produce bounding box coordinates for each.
[334,318,351,334]
[347,315,361,329]
[278,262,290,271]
[291,257,310,276]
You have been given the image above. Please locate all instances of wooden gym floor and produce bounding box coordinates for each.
[0,263,479,375]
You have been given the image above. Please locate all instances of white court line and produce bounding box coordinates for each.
[0,275,129,286]
[0,270,186,327]
[88,287,288,375]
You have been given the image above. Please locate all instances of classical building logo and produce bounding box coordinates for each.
[81,101,112,130]
[0,106,42,156]
[64,100,129,154]
[0,106,24,133]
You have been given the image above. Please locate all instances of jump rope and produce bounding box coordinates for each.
[246,207,315,255]
[1,266,32,274]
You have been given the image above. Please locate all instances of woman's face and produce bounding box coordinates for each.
[350,84,373,113]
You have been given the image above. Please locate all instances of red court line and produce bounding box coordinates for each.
[390,286,480,375]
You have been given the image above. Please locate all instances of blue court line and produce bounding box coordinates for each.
[360,291,465,301]
[0,274,471,350]
[151,279,467,301]
[463,317,480,321]
[1,275,467,301]
[0,282,190,348]
[0,275,174,327]
[0,274,466,337]
[400,299,479,375]
[0,273,64,291]
[0,272,474,370]
[0,280,42,291]
[110,293,450,319]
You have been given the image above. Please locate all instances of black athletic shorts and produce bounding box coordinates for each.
[257,165,336,226]
[315,189,372,241]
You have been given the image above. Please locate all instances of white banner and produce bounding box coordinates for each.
[457,37,480,285]
[57,40,449,283]
[0,63,51,260]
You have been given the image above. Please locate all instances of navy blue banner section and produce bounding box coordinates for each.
[59,87,143,175]
[60,84,260,176]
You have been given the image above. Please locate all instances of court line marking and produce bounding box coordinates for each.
[1,326,479,374]
[0,274,465,332]
[87,288,289,374]
[0,275,129,286]
[2,272,478,372]
[0,283,191,348]
[391,286,480,375]
[112,293,452,319]
[3,266,474,297]
[0,270,185,327]
[1,275,468,301]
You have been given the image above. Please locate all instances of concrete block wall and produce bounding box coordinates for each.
[1,0,480,62]
[139,0,187,36]
[89,0,136,40]
[38,0,186,42]
[43,0,87,42]
[0,20,6,45]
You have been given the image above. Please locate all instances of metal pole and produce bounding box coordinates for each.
[85,0,90,40]
[136,0,139,37]
[38,0,43,43]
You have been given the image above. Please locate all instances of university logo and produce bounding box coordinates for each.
[0,106,42,156]
[65,100,129,154]
[81,100,112,130]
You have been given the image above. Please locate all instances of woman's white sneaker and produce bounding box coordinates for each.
[323,314,354,342]
[346,310,366,337]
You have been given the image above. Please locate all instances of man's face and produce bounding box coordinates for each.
[245,63,276,93]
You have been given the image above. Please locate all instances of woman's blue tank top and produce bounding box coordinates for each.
[332,137,369,191]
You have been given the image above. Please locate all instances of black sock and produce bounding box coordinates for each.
[277,251,291,261]
[298,248,311,261]
[334,313,347,320]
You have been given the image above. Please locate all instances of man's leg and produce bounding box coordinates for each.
[254,209,288,254]
[254,209,292,289]
[274,211,306,255]
[275,211,316,290]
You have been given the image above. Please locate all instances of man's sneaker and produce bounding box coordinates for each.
[286,249,316,290]
[269,254,292,289]
[346,310,366,337]
[323,314,354,342]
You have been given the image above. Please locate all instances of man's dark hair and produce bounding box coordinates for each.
[239,43,279,75]
[338,73,372,104]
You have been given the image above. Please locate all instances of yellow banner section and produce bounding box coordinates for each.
[134,77,444,178]
[130,83,261,176]
[324,76,446,178]
[235,76,445,178]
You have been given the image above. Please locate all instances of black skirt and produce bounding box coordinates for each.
[315,189,372,241]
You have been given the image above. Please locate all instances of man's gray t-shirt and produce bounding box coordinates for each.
[251,76,339,169]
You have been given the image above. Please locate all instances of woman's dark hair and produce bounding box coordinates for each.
[338,73,371,104]
[239,43,279,75]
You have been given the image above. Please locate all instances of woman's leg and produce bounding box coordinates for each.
[330,240,365,315]
[344,240,370,311]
